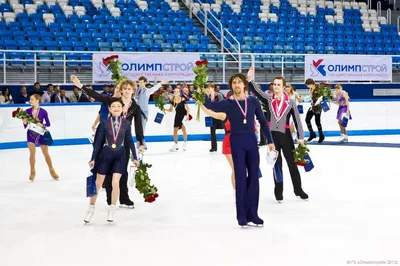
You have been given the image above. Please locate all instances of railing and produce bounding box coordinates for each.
[179,0,241,69]
[0,50,399,84]
[377,1,382,17]
[387,8,392,24]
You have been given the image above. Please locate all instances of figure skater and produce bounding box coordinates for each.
[329,84,351,142]
[305,78,325,143]
[202,73,274,227]
[285,84,303,142]
[22,94,58,181]
[247,67,308,202]
[84,98,139,224]
[71,75,144,208]
[165,87,190,152]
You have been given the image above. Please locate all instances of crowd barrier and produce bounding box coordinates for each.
[0,100,400,149]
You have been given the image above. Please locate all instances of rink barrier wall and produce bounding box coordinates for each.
[1,100,400,150]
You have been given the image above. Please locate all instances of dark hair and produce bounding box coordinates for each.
[107,97,124,107]
[274,76,287,86]
[138,76,147,83]
[228,73,248,91]
[305,78,315,85]
[2,87,10,96]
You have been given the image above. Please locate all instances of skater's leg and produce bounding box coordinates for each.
[28,142,36,181]
[281,131,308,199]
[104,175,112,205]
[210,119,217,151]
[90,174,106,205]
[315,113,324,143]
[225,154,235,190]
[231,136,247,225]
[305,109,316,141]
[119,145,133,206]
[271,132,284,201]
[40,144,58,179]
[245,141,263,224]
[181,124,187,142]
[111,173,122,205]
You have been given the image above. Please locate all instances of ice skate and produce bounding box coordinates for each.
[248,216,264,227]
[119,199,134,209]
[318,131,325,143]
[295,189,309,200]
[29,168,36,182]
[169,143,179,152]
[307,131,316,142]
[49,167,59,180]
[107,205,116,223]
[84,205,95,224]
[183,141,187,151]
[343,135,348,142]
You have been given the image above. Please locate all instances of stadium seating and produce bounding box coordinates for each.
[194,0,400,68]
[0,0,210,66]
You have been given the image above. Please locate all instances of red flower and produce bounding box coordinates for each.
[195,60,208,66]
[102,55,119,67]
[12,108,21,118]
[296,161,307,166]
[154,193,159,198]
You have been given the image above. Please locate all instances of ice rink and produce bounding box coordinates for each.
[1,136,399,266]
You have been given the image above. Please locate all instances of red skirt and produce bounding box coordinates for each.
[222,134,231,155]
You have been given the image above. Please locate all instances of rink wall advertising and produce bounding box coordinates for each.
[305,55,392,82]
[92,53,200,82]
[1,101,400,149]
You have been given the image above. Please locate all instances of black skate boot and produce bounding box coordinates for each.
[274,184,283,203]
[307,131,316,142]
[119,198,135,209]
[248,216,264,227]
[294,189,309,200]
[318,130,325,143]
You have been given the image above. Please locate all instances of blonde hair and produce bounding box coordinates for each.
[31,94,42,101]
[334,84,342,90]
[118,80,137,94]
[285,84,294,95]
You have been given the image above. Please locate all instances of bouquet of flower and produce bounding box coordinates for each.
[12,107,41,125]
[192,60,208,121]
[153,88,166,114]
[293,141,311,166]
[103,55,127,83]
[316,82,332,100]
[133,155,159,203]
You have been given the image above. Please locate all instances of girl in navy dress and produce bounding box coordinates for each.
[23,94,58,181]
[84,98,139,224]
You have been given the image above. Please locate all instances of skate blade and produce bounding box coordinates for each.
[119,205,134,209]
[296,196,309,201]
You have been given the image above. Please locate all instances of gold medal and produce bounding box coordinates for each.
[111,143,116,149]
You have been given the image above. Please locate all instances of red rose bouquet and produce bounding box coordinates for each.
[293,141,311,166]
[192,60,208,121]
[133,155,159,203]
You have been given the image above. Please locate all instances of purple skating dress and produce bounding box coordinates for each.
[336,91,352,120]
[24,108,50,145]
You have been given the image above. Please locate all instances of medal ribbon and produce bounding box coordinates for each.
[110,117,122,144]
[233,96,247,122]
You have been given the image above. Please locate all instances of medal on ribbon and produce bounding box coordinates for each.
[110,117,121,149]
[234,96,248,124]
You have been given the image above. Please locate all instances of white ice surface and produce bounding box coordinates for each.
[0,137,399,266]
